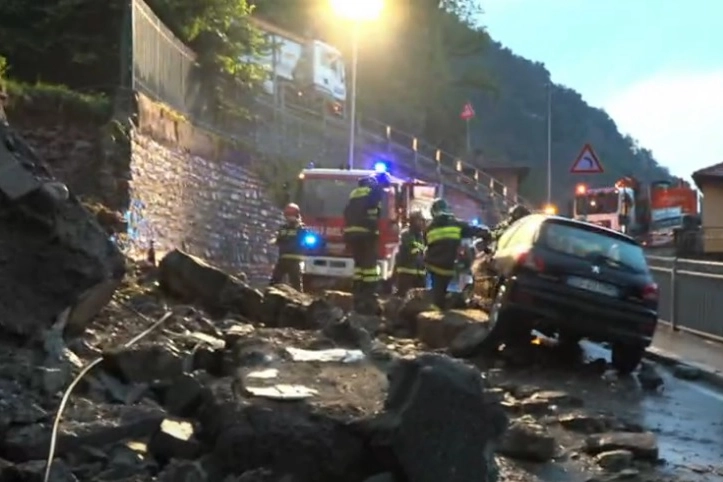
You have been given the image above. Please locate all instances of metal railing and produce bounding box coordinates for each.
[647,253,723,342]
[127,0,530,215]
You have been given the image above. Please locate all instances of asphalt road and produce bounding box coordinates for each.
[478,338,723,481]
[584,342,723,480]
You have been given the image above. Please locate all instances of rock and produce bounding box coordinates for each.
[322,290,354,312]
[3,458,78,481]
[637,362,664,391]
[557,412,614,434]
[148,418,201,462]
[163,371,209,417]
[223,323,257,347]
[102,341,186,384]
[97,441,156,480]
[322,313,375,350]
[449,323,491,358]
[158,459,208,482]
[373,353,507,482]
[396,289,435,334]
[584,432,658,460]
[415,310,488,350]
[0,127,125,337]
[258,284,314,328]
[363,473,396,482]
[528,390,583,408]
[210,403,366,481]
[306,298,345,329]
[673,364,702,380]
[158,249,262,317]
[595,449,634,471]
[2,405,165,461]
[499,416,556,462]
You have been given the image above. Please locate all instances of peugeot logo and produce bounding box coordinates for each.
[591,265,601,274]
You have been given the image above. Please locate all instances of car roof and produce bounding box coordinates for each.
[529,214,639,244]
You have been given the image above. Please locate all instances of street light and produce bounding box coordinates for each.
[330,0,384,169]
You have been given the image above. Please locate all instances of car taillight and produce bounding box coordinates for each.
[642,283,658,301]
[516,251,545,272]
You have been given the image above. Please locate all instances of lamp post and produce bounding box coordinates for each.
[329,0,384,169]
[546,81,552,204]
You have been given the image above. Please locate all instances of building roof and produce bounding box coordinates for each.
[692,161,723,190]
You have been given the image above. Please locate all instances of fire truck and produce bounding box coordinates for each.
[572,178,699,243]
[293,165,438,290]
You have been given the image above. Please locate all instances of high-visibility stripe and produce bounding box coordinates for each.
[280,254,304,260]
[426,263,455,276]
[349,187,371,199]
[427,226,462,244]
[397,267,425,275]
[344,226,370,233]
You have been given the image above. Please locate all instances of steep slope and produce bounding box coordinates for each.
[468,42,671,203]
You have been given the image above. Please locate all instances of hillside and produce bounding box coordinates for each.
[468,41,671,202]
[0,0,672,206]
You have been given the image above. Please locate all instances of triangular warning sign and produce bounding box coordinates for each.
[570,143,604,174]
[460,102,475,120]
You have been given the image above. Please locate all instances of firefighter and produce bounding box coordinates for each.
[343,172,391,311]
[269,203,307,291]
[394,210,427,296]
[425,198,490,310]
[491,204,532,240]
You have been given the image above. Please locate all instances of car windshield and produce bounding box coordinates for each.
[541,221,648,273]
[298,177,358,217]
[574,191,618,215]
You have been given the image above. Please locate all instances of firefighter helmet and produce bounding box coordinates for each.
[430,198,450,216]
[283,203,300,218]
[374,171,392,187]
[508,204,531,222]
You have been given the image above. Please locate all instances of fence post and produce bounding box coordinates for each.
[670,256,678,331]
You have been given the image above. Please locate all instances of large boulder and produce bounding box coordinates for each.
[415,310,489,354]
[258,284,314,328]
[370,354,508,482]
[0,121,125,337]
[158,250,262,318]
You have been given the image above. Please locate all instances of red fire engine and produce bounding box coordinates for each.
[294,166,438,290]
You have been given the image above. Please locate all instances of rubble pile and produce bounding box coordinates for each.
[0,115,667,481]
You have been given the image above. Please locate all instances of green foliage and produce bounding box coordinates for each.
[145,0,268,115]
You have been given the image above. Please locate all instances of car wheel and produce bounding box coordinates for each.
[611,343,644,374]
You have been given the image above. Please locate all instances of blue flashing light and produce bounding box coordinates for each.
[302,233,320,248]
[471,218,480,226]
[373,161,389,173]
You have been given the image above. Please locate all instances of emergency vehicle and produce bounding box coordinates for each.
[573,178,698,243]
[293,163,438,290]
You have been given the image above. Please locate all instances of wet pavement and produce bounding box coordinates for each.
[584,342,723,479]
[651,324,723,378]
[482,338,723,481]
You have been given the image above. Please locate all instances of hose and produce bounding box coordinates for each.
[43,305,175,482]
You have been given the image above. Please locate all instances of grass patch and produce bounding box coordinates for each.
[1,78,112,123]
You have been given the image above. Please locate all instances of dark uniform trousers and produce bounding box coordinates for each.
[396,271,426,297]
[270,256,302,291]
[348,236,379,294]
[429,272,453,309]
[270,222,306,292]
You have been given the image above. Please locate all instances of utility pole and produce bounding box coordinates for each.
[347,22,359,169]
[546,82,552,204]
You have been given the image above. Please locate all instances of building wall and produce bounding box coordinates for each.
[700,182,723,253]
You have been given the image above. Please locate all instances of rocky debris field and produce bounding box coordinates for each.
[0,244,689,482]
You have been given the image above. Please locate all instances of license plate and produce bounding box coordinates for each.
[567,276,618,297]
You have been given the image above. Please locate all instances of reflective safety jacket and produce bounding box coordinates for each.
[274,221,308,260]
[424,214,489,276]
[395,228,426,276]
[343,184,383,238]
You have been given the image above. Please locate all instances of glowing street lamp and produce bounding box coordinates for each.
[543,204,557,215]
[329,0,384,169]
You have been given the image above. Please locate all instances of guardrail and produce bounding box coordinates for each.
[646,255,723,342]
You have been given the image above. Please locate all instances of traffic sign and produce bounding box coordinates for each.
[570,143,604,174]
[460,102,475,120]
